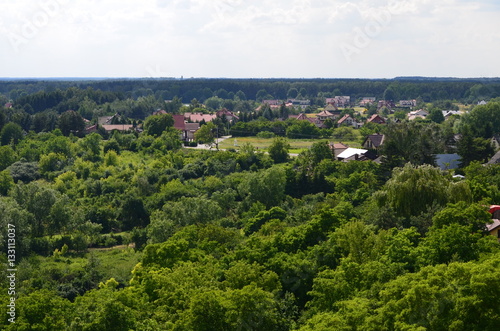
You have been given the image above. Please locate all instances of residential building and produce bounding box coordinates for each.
[262,100,281,106]
[359,97,376,106]
[324,103,339,113]
[334,96,351,108]
[367,114,386,124]
[101,124,134,133]
[331,142,349,157]
[407,109,428,120]
[399,100,417,108]
[317,110,336,121]
[288,99,311,109]
[337,114,359,128]
[216,108,239,122]
[363,134,385,150]
[184,112,217,123]
[173,114,200,141]
[378,100,395,110]
[487,205,500,241]
[442,110,461,119]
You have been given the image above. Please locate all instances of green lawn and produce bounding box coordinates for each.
[219,136,362,154]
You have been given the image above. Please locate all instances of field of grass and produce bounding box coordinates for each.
[219,136,362,154]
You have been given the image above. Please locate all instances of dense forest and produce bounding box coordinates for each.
[1,79,500,330]
[2,77,500,107]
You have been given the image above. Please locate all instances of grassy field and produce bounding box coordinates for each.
[219,136,362,154]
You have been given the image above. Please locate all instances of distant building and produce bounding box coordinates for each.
[152,109,168,116]
[337,148,377,162]
[288,99,311,109]
[262,100,281,106]
[334,96,351,108]
[184,112,217,123]
[331,142,349,157]
[98,113,120,125]
[101,124,134,133]
[378,100,395,110]
[399,100,417,108]
[487,205,500,241]
[442,110,461,119]
[359,97,376,106]
[407,109,428,120]
[367,114,386,124]
[173,114,200,141]
[337,114,360,128]
[324,103,340,113]
[363,134,385,150]
[216,108,239,122]
[317,110,336,121]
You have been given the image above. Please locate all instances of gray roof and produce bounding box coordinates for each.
[486,150,500,165]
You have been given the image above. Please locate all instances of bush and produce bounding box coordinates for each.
[257,131,276,139]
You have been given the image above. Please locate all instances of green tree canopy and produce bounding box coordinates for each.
[144,113,174,137]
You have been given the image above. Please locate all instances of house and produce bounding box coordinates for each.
[324,103,340,113]
[331,142,349,157]
[84,124,98,134]
[478,100,488,106]
[363,134,385,150]
[152,109,167,116]
[337,148,377,162]
[326,97,350,108]
[184,112,217,123]
[98,113,122,125]
[486,150,500,165]
[442,110,461,119]
[337,114,359,128]
[367,114,386,124]
[337,148,368,160]
[262,100,281,106]
[288,99,311,109]
[378,100,395,110]
[216,108,239,122]
[399,100,417,108]
[487,205,500,241]
[173,114,200,141]
[101,124,134,133]
[289,113,309,121]
[407,109,429,120]
[359,97,376,107]
[4,102,13,108]
[325,98,337,106]
[310,117,328,128]
[184,123,200,141]
[334,96,351,108]
[317,110,336,121]
[173,114,186,131]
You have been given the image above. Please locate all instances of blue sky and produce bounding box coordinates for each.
[0,0,499,78]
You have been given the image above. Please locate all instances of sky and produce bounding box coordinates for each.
[0,0,499,79]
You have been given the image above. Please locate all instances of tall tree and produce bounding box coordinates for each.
[0,122,23,145]
[268,137,290,163]
[143,113,174,137]
[58,110,85,136]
